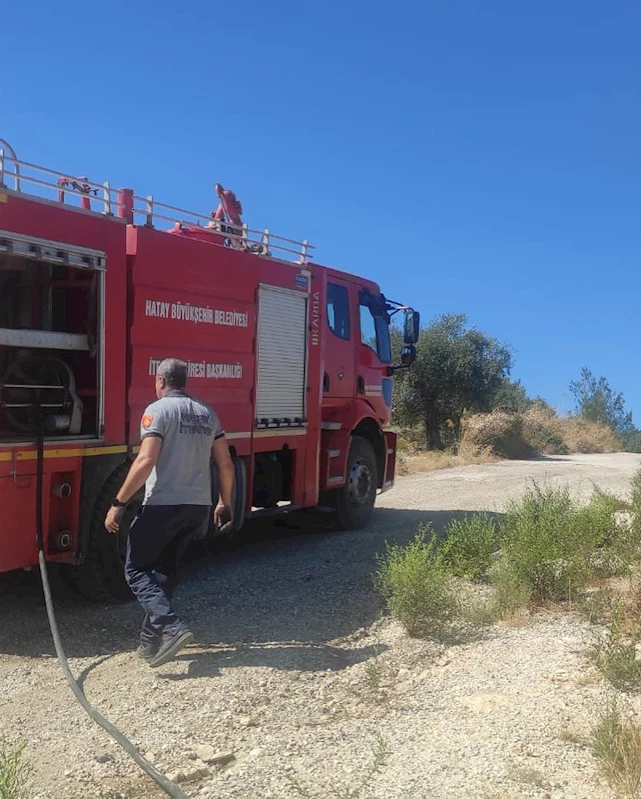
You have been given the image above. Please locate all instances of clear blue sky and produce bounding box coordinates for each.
[2,1,640,418]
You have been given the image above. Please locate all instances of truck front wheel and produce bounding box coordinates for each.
[333,435,378,531]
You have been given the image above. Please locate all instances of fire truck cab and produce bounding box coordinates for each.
[0,139,419,600]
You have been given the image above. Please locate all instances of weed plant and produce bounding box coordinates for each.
[0,737,32,799]
[592,701,641,797]
[488,558,531,617]
[589,605,641,692]
[578,587,615,625]
[375,526,459,639]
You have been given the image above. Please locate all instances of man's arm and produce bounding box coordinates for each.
[104,437,162,534]
[212,435,235,532]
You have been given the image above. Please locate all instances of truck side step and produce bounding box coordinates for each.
[250,502,298,519]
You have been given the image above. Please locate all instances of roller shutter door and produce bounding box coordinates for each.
[0,230,106,269]
[256,284,308,423]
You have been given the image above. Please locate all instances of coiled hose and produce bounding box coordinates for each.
[34,400,190,799]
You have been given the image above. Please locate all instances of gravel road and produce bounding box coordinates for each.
[2,453,641,799]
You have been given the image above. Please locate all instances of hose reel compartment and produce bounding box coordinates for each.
[0,354,83,436]
[0,234,104,441]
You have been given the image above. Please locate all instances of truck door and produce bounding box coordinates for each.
[323,279,355,400]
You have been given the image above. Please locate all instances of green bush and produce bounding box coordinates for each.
[438,514,499,580]
[580,487,641,575]
[576,491,619,543]
[588,493,641,577]
[522,418,568,455]
[375,526,460,639]
[577,493,622,574]
[488,557,530,615]
[497,484,630,602]
[499,484,597,602]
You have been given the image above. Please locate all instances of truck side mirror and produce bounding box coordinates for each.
[400,345,416,366]
[388,344,418,375]
[404,310,420,344]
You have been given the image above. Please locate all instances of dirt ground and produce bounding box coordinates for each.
[1,452,640,799]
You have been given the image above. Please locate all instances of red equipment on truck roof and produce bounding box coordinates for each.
[0,139,419,600]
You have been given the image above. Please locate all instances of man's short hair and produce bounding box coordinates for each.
[157,358,188,389]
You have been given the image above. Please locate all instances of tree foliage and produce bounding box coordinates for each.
[569,367,641,452]
[392,313,513,449]
[491,379,533,414]
[570,367,631,432]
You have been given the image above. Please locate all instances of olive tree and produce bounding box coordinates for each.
[392,313,513,450]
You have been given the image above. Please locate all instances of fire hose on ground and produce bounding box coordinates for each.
[33,398,191,799]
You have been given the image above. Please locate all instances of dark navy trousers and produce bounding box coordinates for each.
[124,504,211,644]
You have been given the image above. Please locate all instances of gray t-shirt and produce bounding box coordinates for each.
[140,390,224,506]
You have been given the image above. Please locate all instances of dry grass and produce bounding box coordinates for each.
[458,408,621,460]
[460,411,531,459]
[593,701,641,797]
[395,407,620,474]
[579,573,641,634]
[558,416,620,453]
[510,765,549,790]
[397,447,497,476]
[559,727,587,746]
[395,427,497,475]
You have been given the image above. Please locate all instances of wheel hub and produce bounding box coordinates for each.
[348,459,372,507]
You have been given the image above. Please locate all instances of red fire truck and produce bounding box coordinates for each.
[0,139,419,600]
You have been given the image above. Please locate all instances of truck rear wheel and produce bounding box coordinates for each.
[68,456,247,600]
[333,435,378,531]
[66,462,142,602]
[229,456,247,533]
[207,455,247,538]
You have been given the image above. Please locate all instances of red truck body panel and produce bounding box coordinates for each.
[0,149,403,579]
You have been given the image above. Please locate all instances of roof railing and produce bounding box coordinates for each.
[132,193,312,262]
[0,148,314,264]
[0,149,115,215]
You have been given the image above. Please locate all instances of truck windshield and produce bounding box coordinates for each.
[359,297,392,364]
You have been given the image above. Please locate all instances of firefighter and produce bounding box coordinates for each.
[210,183,243,249]
[104,357,234,668]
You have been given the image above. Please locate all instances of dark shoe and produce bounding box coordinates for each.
[135,642,160,661]
[148,629,194,668]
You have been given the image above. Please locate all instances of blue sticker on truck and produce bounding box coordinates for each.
[295,273,309,289]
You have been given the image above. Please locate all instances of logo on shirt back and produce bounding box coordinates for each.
[179,412,212,436]
[142,415,153,429]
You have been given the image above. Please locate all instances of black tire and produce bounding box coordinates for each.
[230,456,247,533]
[333,436,378,531]
[65,462,143,602]
[207,456,247,538]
